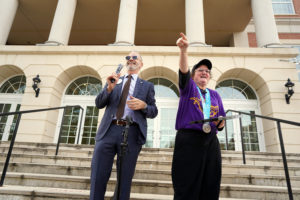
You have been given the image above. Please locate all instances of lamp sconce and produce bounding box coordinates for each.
[32,75,41,98]
[285,78,294,104]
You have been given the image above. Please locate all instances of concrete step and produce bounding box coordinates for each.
[219,184,300,199]
[0,153,172,170]
[1,141,300,160]
[2,161,300,182]
[0,146,173,162]
[2,145,300,167]
[2,152,300,174]
[1,142,300,199]
[0,149,300,169]
[2,172,300,193]
[0,142,172,155]
[0,185,170,200]
[1,184,299,200]
[3,162,170,180]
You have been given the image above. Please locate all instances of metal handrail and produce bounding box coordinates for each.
[0,105,84,187]
[225,109,300,200]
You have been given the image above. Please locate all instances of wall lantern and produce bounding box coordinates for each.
[285,78,294,104]
[32,75,41,97]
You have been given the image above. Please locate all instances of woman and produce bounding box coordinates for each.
[172,33,226,200]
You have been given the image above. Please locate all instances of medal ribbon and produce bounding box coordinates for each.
[197,87,211,120]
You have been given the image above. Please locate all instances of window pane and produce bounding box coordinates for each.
[81,106,98,145]
[216,80,257,100]
[60,107,80,144]
[65,76,102,96]
[148,78,179,98]
[272,0,295,14]
[241,111,260,152]
[66,83,77,95]
[0,75,26,94]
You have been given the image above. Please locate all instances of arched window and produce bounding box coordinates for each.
[146,78,179,148]
[59,76,102,145]
[215,79,263,152]
[148,78,179,98]
[65,76,102,96]
[0,75,26,94]
[216,79,256,100]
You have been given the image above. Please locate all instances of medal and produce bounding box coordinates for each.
[203,122,211,134]
[197,87,211,134]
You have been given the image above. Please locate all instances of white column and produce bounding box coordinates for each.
[185,0,206,46]
[46,0,77,45]
[230,31,249,47]
[0,0,18,45]
[114,0,138,45]
[251,0,280,47]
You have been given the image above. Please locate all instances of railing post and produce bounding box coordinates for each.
[76,107,84,145]
[55,107,66,156]
[225,120,229,150]
[277,121,293,200]
[239,112,246,164]
[0,113,22,186]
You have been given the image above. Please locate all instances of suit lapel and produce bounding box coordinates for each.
[133,77,143,97]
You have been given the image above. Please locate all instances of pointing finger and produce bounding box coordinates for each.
[180,32,187,40]
[176,37,182,45]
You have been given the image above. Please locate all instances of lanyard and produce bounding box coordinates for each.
[196,87,211,119]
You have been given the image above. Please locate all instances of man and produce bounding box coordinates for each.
[90,51,158,200]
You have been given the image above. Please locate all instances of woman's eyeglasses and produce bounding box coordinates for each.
[125,56,138,60]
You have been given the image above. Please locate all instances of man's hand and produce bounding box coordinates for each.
[176,32,189,53]
[127,96,147,110]
[213,116,225,129]
[106,72,121,93]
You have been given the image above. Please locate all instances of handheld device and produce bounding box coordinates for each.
[111,64,123,83]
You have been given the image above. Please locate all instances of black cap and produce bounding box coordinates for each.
[192,59,212,73]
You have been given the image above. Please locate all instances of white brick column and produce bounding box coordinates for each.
[0,0,18,45]
[185,0,206,46]
[46,0,77,45]
[114,0,138,45]
[251,0,280,47]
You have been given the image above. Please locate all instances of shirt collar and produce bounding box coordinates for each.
[125,73,138,80]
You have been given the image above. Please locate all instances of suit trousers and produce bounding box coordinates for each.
[90,123,142,200]
[172,129,222,200]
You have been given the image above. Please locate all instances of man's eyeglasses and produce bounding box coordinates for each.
[195,69,211,74]
[125,56,138,60]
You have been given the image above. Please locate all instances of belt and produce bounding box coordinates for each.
[112,119,137,126]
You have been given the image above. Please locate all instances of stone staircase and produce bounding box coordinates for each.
[0,142,300,200]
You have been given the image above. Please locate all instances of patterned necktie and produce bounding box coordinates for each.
[116,75,132,119]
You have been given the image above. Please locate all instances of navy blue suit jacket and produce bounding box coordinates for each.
[95,76,158,144]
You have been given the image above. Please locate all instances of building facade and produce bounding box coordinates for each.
[0,0,299,153]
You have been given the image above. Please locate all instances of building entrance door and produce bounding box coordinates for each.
[145,99,178,148]
[54,76,102,145]
[217,101,265,152]
[0,75,25,141]
[0,103,21,141]
[55,96,99,145]
[216,79,265,152]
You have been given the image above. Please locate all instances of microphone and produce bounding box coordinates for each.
[111,64,123,83]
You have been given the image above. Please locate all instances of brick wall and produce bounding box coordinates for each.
[247,33,300,47]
